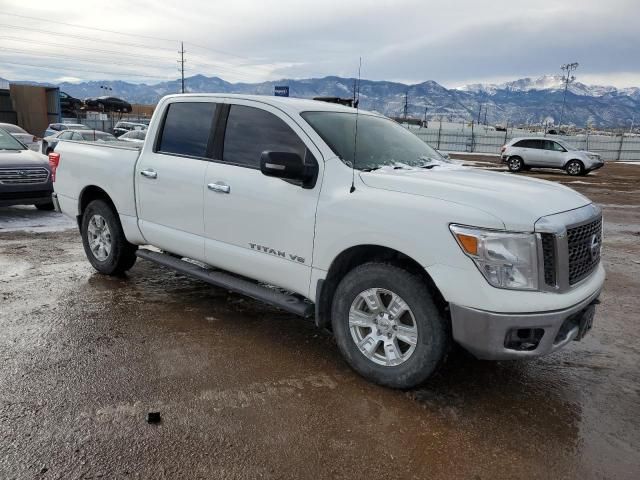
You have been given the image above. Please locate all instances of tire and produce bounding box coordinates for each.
[565,159,585,176]
[35,202,55,211]
[507,156,524,172]
[80,199,137,275]
[331,263,449,389]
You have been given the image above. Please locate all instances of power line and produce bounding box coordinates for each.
[0,13,276,66]
[0,47,173,71]
[0,36,176,61]
[0,12,178,43]
[1,60,168,79]
[0,23,177,53]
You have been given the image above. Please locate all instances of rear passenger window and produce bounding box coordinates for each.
[158,102,216,158]
[223,105,306,168]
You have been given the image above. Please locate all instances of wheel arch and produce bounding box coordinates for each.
[563,158,585,168]
[77,185,117,228]
[315,244,447,329]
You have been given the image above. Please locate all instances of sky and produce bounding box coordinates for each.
[1,0,639,88]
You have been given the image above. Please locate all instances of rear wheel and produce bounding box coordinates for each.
[507,156,524,172]
[81,199,137,275]
[331,263,448,389]
[565,159,585,176]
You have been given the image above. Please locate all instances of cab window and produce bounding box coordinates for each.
[222,105,306,169]
[157,102,217,158]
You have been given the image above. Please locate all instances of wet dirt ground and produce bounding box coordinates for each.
[1,160,639,479]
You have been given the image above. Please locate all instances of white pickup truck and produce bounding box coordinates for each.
[51,94,604,388]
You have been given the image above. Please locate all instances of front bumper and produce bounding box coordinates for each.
[450,286,602,360]
[0,189,54,207]
[589,161,604,171]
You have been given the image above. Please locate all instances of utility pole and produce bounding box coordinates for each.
[178,41,186,94]
[483,104,488,125]
[423,107,428,128]
[558,62,578,128]
[403,91,408,120]
[477,103,483,124]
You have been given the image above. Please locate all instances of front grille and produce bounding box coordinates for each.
[0,168,50,185]
[567,217,602,285]
[541,233,556,286]
[0,190,52,200]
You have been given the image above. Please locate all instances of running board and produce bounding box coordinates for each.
[135,249,314,318]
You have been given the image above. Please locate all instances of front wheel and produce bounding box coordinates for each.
[81,199,137,275]
[331,263,449,389]
[565,159,585,176]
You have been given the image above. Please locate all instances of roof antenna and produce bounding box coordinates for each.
[350,57,362,194]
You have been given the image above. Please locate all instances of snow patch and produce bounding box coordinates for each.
[0,206,76,233]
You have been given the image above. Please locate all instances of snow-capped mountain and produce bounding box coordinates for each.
[458,75,620,97]
[3,75,639,127]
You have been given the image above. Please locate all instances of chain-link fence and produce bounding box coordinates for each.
[412,127,640,161]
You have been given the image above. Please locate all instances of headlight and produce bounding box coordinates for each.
[450,225,539,290]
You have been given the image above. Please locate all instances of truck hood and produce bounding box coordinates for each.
[359,165,591,231]
[0,149,49,169]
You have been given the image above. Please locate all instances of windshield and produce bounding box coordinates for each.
[0,128,26,150]
[301,111,448,170]
[0,123,27,134]
[557,139,577,151]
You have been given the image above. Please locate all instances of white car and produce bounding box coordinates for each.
[44,123,90,138]
[501,137,604,175]
[41,129,117,154]
[118,130,146,143]
[51,94,604,388]
[0,122,39,151]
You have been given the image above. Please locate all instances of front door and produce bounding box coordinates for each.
[203,101,323,297]
[136,100,218,262]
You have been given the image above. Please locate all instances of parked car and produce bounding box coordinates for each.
[44,123,90,138]
[84,96,132,113]
[52,94,604,389]
[113,121,147,137]
[42,130,118,154]
[0,127,53,210]
[118,130,146,143]
[59,91,83,114]
[501,137,604,176]
[0,122,39,151]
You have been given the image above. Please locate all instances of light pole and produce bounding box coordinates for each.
[558,62,578,129]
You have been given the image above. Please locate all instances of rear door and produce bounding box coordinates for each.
[203,101,323,296]
[521,139,545,165]
[135,100,219,262]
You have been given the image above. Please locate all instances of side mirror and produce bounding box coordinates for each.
[260,151,317,185]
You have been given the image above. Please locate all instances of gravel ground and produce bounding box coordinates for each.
[0,159,638,479]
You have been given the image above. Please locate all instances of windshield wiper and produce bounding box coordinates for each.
[361,166,381,172]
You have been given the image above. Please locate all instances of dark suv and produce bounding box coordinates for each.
[0,128,53,210]
[84,96,133,113]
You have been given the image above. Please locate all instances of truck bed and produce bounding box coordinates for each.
[53,140,142,224]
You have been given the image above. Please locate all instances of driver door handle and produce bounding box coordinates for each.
[208,182,231,194]
[140,169,157,179]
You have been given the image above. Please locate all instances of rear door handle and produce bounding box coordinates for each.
[208,182,230,194]
[140,169,157,179]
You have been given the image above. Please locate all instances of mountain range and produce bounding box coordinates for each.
[3,74,639,128]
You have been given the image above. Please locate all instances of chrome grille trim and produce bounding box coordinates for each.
[534,204,602,292]
[0,168,50,185]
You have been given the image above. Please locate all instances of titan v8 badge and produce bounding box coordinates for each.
[249,243,305,264]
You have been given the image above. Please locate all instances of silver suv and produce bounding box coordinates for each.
[501,137,604,176]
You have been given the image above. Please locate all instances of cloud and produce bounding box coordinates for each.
[1,0,639,87]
